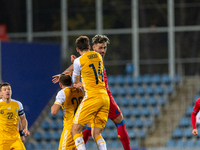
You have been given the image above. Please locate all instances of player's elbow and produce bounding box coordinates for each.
[51,109,57,116]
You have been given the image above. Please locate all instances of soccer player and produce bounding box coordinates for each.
[71,36,110,150]
[51,74,83,150]
[191,98,200,135]
[0,82,30,150]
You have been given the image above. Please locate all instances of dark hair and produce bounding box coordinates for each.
[75,36,90,51]
[92,35,110,45]
[59,74,72,86]
[0,82,10,91]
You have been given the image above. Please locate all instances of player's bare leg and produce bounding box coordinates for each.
[92,127,107,150]
[71,124,86,150]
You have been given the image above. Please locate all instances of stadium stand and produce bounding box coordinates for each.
[25,74,180,149]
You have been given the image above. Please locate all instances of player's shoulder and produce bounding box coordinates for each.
[11,99,22,106]
[196,98,200,104]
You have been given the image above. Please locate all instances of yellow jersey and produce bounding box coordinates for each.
[54,86,83,129]
[73,51,107,95]
[0,99,24,140]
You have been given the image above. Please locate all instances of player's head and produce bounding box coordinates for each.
[92,35,110,58]
[0,82,12,99]
[75,36,91,52]
[59,74,72,88]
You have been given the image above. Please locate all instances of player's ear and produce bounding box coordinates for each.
[59,83,62,88]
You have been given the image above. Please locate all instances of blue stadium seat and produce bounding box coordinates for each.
[130,140,139,148]
[109,86,117,96]
[158,96,167,106]
[134,75,143,85]
[117,87,127,96]
[196,140,200,147]
[143,74,151,85]
[51,120,59,130]
[183,128,192,138]
[107,129,118,139]
[150,107,160,117]
[148,96,157,106]
[165,85,173,95]
[106,119,115,129]
[125,63,134,74]
[56,109,63,119]
[140,107,150,117]
[26,142,35,150]
[143,118,153,128]
[136,86,145,96]
[126,86,136,96]
[122,107,131,118]
[131,107,140,117]
[35,142,44,149]
[136,129,146,139]
[134,118,143,128]
[154,86,164,95]
[41,120,50,130]
[128,129,136,139]
[33,131,43,141]
[185,139,195,147]
[129,97,138,107]
[43,131,52,141]
[172,128,182,139]
[126,118,133,129]
[138,96,148,106]
[166,139,175,147]
[186,106,193,117]
[176,139,185,147]
[44,142,54,149]
[124,75,134,85]
[179,117,190,127]
[146,86,154,96]
[115,75,124,85]
[52,130,61,141]
[161,74,171,85]
[107,75,115,85]
[151,74,161,85]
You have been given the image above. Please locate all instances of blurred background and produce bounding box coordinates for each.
[1,0,200,149]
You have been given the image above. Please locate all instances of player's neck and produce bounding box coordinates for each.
[3,98,11,103]
[80,49,89,55]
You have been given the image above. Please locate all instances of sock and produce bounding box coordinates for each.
[73,133,86,150]
[82,127,91,144]
[94,135,107,150]
[116,119,131,150]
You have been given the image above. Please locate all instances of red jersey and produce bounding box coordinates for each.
[191,98,200,129]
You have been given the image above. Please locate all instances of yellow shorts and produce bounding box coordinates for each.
[0,138,25,150]
[73,93,110,129]
[58,127,76,150]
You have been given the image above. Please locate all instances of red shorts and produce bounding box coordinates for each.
[108,93,121,120]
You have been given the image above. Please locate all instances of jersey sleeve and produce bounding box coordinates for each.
[17,101,25,116]
[72,57,81,83]
[193,98,200,114]
[55,89,65,106]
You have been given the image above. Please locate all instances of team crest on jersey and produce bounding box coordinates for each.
[1,110,4,114]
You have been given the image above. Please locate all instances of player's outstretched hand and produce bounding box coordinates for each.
[192,129,198,135]
[23,129,30,136]
[52,74,60,84]
[71,55,77,63]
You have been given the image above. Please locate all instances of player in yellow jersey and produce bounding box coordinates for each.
[51,74,83,150]
[71,36,110,150]
[0,82,30,150]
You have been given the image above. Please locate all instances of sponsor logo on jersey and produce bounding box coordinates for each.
[1,110,4,114]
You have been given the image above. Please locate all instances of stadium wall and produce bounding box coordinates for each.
[1,41,61,127]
